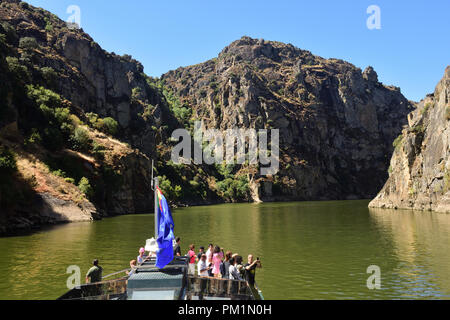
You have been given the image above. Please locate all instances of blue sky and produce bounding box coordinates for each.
[26,0,449,102]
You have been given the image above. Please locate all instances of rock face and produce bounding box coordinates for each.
[0,0,170,234]
[162,36,414,200]
[0,1,427,236]
[369,67,450,212]
[0,0,176,156]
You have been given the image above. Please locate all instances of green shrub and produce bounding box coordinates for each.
[52,169,66,177]
[172,105,192,123]
[189,180,200,188]
[78,177,93,198]
[40,67,57,85]
[446,106,450,121]
[44,18,54,32]
[26,129,42,146]
[86,113,118,136]
[19,37,38,50]
[0,146,17,174]
[393,134,403,149]
[216,163,235,179]
[409,125,424,134]
[0,22,17,43]
[0,33,6,46]
[6,56,30,81]
[102,117,118,135]
[421,102,432,115]
[216,175,249,201]
[70,127,91,152]
[27,85,62,107]
[92,141,106,160]
[159,175,171,190]
[65,177,75,184]
[131,87,142,103]
[26,85,75,145]
[174,185,183,198]
[141,104,155,119]
[157,175,187,201]
[162,87,192,124]
[86,112,99,125]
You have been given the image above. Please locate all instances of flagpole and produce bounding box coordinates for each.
[151,160,159,239]
[154,176,159,239]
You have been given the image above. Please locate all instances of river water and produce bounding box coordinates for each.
[1,200,450,300]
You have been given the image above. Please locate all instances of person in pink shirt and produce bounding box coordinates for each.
[211,245,224,278]
[187,244,196,276]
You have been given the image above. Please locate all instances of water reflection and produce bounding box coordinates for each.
[368,208,450,299]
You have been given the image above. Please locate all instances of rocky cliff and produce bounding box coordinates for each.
[0,0,174,234]
[0,0,420,235]
[369,67,450,213]
[162,37,414,201]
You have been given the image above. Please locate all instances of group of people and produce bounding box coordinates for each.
[85,236,262,288]
[176,237,262,287]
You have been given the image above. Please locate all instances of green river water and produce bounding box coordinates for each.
[1,200,450,300]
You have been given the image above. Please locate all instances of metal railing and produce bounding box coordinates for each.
[58,278,128,300]
[186,276,256,300]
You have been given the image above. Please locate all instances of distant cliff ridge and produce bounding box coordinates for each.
[162,37,414,201]
[369,66,450,213]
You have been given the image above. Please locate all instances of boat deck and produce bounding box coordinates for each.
[58,257,262,300]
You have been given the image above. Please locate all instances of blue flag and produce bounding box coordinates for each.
[155,187,175,269]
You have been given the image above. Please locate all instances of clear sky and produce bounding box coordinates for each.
[26,0,449,102]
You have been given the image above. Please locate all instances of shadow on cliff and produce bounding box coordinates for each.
[0,166,70,237]
[0,144,78,237]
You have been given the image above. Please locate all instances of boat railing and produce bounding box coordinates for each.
[253,281,264,300]
[185,276,257,300]
[102,268,130,280]
[57,277,128,300]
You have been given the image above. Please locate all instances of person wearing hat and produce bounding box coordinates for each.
[137,247,146,264]
[197,246,205,261]
[85,259,103,283]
